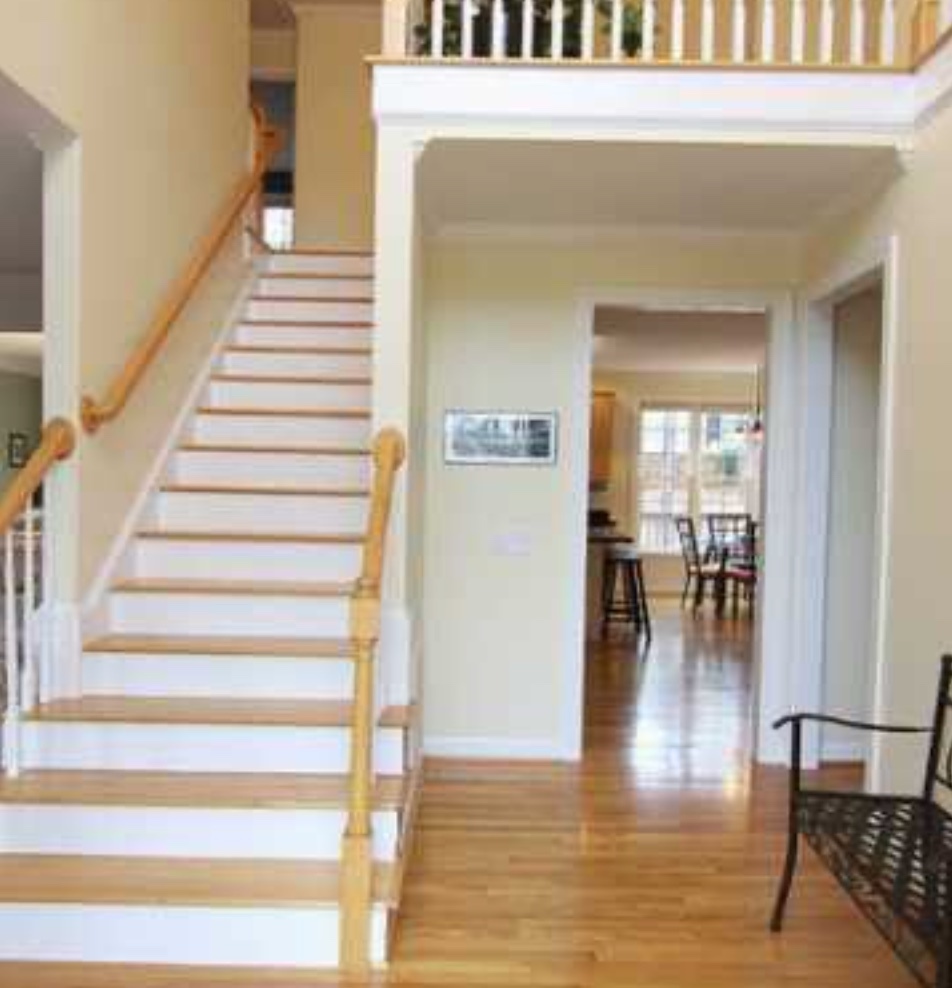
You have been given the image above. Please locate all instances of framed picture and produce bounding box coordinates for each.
[7,432,28,469]
[444,411,558,466]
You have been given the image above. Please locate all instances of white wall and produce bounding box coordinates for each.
[822,286,883,762]
[421,234,797,758]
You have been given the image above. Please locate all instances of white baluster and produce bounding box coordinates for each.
[731,0,746,60]
[552,0,565,56]
[819,0,834,62]
[21,497,35,714]
[522,0,536,57]
[581,0,596,57]
[462,0,475,56]
[701,0,715,61]
[430,0,445,54]
[642,0,656,58]
[671,0,685,59]
[850,0,865,63]
[790,0,805,61]
[760,0,776,61]
[610,0,624,58]
[4,528,20,777]
[492,0,507,55]
[879,0,896,63]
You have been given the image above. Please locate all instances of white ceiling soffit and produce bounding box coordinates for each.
[422,140,901,236]
[593,308,767,373]
[0,333,42,378]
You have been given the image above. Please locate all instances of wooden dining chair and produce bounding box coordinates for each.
[675,516,723,613]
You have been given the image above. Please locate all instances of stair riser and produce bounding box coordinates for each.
[172,450,371,488]
[22,723,405,774]
[190,413,371,448]
[130,540,361,583]
[235,324,372,349]
[245,299,373,324]
[264,254,374,277]
[156,491,370,534]
[0,805,398,860]
[82,652,354,700]
[206,380,371,412]
[222,350,372,378]
[256,277,374,300]
[0,903,387,966]
[108,592,350,638]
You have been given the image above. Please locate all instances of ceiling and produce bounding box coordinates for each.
[421,140,900,233]
[593,308,767,373]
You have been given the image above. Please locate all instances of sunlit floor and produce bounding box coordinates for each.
[387,599,914,987]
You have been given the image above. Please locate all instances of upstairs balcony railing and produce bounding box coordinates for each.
[381,0,943,68]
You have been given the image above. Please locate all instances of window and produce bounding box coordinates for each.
[263,206,294,251]
[637,406,759,553]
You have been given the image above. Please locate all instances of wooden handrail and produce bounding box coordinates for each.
[0,418,76,536]
[80,110,282,434]
[340,427,407,973]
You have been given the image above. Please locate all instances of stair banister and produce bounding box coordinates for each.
[79,107,282,434]
[0,418,76,776]
[341,427,406,972]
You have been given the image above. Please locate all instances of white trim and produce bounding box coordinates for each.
[423,734,574,760]
[80,270,257,626]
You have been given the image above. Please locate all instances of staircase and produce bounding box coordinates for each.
[0,250,415,973]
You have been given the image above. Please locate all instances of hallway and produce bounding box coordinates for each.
[389,604,913,987]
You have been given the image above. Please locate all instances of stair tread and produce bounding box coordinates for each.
[0,770,405,809]
[159,483,370,497]
[210,373,372,385]
[196,406,371,419]
[179,442,370,456]
[249,295,374,304]
[84,632,357,657]
[0,855,391,907]
[273,247,374,257]
[263,272,373,281]
[27,697,410,728]
[109,578,356,597]
[136,530,364,543]
[240,320,372,328]
[226,344,372,355]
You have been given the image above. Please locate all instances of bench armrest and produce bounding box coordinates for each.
[773,713,931,734]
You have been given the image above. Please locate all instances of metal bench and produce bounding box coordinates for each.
[771,654,952,987]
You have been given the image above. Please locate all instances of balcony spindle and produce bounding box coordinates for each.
[701,0,715,60]
[879,0,896,62]
[850,0,865,63]
[671,0,685,59]
[492,0,507,56]
[4,528,20,777]
[582,0,596,57]
[462,0,475,56]
[21,497,35,713]
[642,0,657,58]
[610,0,624,57]
[731,0,746,60]
[522,0,536,57]
[819,0,834,61]
[760,0,776,61]
[430,0,445,54]
[790,0,805,61]
[552,0,565,56]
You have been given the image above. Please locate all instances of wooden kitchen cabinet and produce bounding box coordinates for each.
[589,389,615,490]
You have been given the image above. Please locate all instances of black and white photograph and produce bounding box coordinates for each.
[444,411,557,465]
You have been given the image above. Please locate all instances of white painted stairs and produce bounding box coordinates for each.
[0,251,417,972]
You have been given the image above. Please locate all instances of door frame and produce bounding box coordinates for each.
[572,284,829,767]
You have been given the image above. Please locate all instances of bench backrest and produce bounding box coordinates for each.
[923,655,952,805]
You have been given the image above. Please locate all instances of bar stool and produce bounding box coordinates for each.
[601,543,652,643]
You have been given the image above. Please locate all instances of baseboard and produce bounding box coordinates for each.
[80,267,256,627]
[422,735,573,760]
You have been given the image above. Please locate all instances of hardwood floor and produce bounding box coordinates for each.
[0,603,916,986]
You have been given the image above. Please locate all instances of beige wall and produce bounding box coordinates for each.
[803,103,952,791]
[0,0,251,595]
[422,235,797,754]
[295,7,379,250]
[822,286,883,759]
[591,368,757,595]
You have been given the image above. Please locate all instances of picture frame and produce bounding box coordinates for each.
[7,432,28,470]
[443,411,558,466]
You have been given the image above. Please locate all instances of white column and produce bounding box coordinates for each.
[642,0,657,58]
[581,0,596,57]
[492,0,508,55]
[522,0,536,57]
[462,0,476,56]
[671,0,685,59]
[760,0,776,61]
[790,0,806,62]
[731,0,746,61]
[430,0,445,55]
[610,0,624,58]
[879,0,896,63]
[701,0,715,60]
[850,0,866,63]
[552,0,565,56]
[819,0,834,62]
